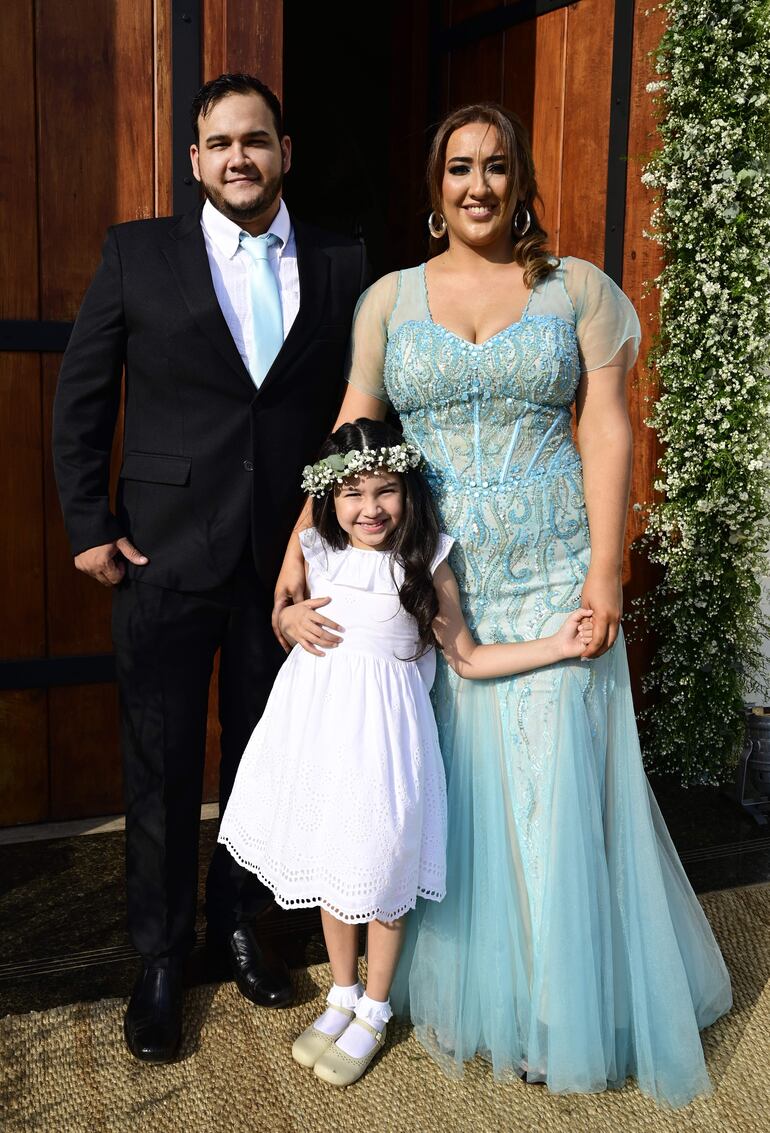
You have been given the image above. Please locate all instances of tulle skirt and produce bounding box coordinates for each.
[391,635,732,1108]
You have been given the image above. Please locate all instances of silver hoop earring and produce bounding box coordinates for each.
[513,206,531,237]
[428,210,447,239]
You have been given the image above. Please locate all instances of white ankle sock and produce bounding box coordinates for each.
[313,982,363,1036]
[336,993,392,1058]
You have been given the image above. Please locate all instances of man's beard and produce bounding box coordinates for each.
[201,170,283,225]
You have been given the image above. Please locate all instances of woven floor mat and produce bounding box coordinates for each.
[2,884,769,1133]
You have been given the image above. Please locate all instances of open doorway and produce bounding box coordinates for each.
[282,0,434,277]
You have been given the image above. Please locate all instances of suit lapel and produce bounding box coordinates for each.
[161,206,255,393]
[257,219,330,397]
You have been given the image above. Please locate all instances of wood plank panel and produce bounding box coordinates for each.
[225,0,283,98]
[0,691,48,826]
[49,684,122,819]
[0,10,45,662]
[622,3,665,555]
[0,0,38,319]
[202,0,227,81]
[0,354,46,659]
[503,7,567,253]
[36,0,155,320]
[558,0,614,265]
[448,33,505,108]
[154,0,173,217]
[0,5,47,828]
[501,18,537,138]
[42,356,114,656]
[620,5,666,701]
[531,8,567,253]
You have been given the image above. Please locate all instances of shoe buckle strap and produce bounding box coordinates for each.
[351,1016,385,1042]
[324,1004,356,1020]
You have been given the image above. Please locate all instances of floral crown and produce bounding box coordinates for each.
[301,442,422,497]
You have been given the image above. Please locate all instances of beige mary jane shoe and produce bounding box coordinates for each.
[313,1017,387,1087]
[291,1006,356,1069]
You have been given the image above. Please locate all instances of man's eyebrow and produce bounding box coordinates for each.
[204,129,272,144]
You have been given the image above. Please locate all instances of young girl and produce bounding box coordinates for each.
[218,418,593,1088]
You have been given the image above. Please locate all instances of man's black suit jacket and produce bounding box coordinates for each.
[53,205,370,592]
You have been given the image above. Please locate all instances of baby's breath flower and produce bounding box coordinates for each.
[301,443,422,497]
[635,0,770,783]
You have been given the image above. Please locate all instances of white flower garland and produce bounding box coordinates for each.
[301,443,422,497]
[638,0,770,782]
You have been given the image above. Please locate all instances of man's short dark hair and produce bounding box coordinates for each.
[190,73,284,141]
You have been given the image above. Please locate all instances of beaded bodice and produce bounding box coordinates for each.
[346,259,640,641]
[384,268,587,640]
[385,312,582,496]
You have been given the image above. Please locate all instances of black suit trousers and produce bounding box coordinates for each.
[111,551,285,960]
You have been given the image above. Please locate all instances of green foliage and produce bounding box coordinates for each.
[638,0,770,782]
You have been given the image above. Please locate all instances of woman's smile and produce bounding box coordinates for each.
[463,203,498,220]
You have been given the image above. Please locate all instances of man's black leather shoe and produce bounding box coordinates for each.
[123,960,183,1063]
[227,926,293,1008]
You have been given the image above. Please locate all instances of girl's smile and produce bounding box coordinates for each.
[334,472,405,551]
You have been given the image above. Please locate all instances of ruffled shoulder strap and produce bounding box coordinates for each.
[298,528,340,573]
[430,533,455,575]
[299,528,402,591]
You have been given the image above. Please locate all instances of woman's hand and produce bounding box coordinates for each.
[277,597,345,657]
[272,553,309,651]
[580,567,623,658]
[554,608,595,660]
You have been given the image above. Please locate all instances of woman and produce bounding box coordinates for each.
[273,104,731,1106]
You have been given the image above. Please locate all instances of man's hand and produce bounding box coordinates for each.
[277,597,344,657]
[74,538,148,587]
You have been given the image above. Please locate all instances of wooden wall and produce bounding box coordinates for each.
[0,0,282,827]
[1,0,662,826]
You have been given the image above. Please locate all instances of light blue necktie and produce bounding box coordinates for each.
[239,231,284,388]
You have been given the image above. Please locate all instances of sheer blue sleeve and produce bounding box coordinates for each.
[564,258,641,372]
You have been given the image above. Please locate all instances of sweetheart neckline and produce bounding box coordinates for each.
[419,261,536,348]
[426,315,535,348]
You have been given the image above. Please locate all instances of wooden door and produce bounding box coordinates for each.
[1,0,663,826]
[0,0,282,827]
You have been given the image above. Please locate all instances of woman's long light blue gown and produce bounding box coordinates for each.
[347,258,732,1108]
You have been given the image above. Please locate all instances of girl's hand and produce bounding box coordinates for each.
[554,608,594,660]
[580,567,623,658]
[277,597,344,657]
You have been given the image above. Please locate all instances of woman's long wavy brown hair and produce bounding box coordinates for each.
[426,102,555,288]
[311,419,440,659]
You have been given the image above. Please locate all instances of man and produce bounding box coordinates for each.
[53,73,370,1063]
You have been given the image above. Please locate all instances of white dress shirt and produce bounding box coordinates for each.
[200,198,300,376]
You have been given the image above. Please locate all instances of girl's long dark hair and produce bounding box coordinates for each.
[311,419,441,658]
